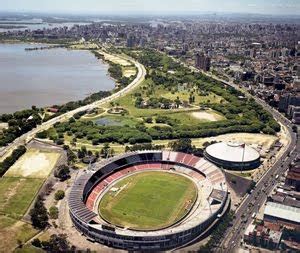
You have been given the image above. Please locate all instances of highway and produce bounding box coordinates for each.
[0,50,146,160]
[1,50,297,253]
[218,120,298,252]
[203,73,298,252]
[167,57,298,251]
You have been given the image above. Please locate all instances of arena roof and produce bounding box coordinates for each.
[205,142,260,163]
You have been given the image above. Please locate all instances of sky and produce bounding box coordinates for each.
[1,0,300,15]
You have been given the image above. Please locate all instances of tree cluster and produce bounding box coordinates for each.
[0,145,26,176]
[30,195,48,230]
[32,234,74,253]
[0,107,43,146]
[54,165,70,181]
[51,120,152,145]
[198,211,234,252]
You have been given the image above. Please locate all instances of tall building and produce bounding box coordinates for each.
[195,52,211,71]
[278,94,300,112]
[126,33,136,48]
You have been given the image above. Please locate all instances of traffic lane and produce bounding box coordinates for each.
[227,152,297,252]
[220,131,297,251]
[222,150,296,252]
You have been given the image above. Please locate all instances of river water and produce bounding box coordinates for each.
[0,43,115,114]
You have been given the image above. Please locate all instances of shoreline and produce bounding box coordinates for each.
[90,49,121,88]
[0,49,145,161]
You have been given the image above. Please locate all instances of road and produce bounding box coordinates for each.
[202,73,298,252]
[165,58,298,252]
[167,57,298,251]
[0,50,146,160]
[218,120,298,252]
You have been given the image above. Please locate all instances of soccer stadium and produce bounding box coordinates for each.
[68,151,230,251]
[204,142,261,170]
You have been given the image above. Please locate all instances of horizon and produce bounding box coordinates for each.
[1,0,300,16]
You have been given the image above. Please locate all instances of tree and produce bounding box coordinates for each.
[56,139,64,145]
[54,190,65,201]
[175,96,181,108]
[0,145,26,176]
[144,117,153,123]
[68,117,75,123]
[49,206,59,219]
[30,196,48,229]
[168,138,194,153]
[54,165,70,181]
[31,238,42,248]
[36,130,48,139]
[100,143,111,158]
[64,146,76,165]
[42,234,70,253]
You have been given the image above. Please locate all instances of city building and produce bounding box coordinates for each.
[195,52,211,71]
[126,33,136,48]
[278,94,300,112]
[244,223,282,250]
[285,164,300,190]
[263,202,300,230]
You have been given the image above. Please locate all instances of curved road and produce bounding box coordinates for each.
[0,50,146,160]
[155,55,297,252]
[199,73,298,252]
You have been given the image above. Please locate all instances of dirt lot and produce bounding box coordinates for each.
[153,133,277,151]
[100,51,132,66]
[192,132,277,150]
[190,111,224,122]
[5,148,61,178]
[0,122,8,130]
[123,68,137,77]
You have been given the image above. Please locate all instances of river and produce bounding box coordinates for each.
[0,43,115,114]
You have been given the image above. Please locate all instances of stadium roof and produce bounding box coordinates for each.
[205,142,260,163]
[264,202,300,224]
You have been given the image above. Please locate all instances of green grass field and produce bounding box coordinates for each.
[0,177,43,219]
[99,171,197,230]
[0,177,43,252]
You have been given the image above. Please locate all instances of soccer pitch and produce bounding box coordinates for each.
[99,171,197,230]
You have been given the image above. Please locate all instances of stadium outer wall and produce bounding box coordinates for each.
[68,151,230,251]
[204,150,261,170]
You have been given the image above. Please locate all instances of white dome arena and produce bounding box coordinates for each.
[204,142,260,170]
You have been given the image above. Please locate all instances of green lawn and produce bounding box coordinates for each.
[112,80,197,118]
[159,89,223,105]
[0,215,39,253]
[14,246,45,253]
[0,177,43,251]
[99,171,197,230]
[0,177,44,219]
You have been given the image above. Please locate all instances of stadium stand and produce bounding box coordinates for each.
[69,151,230,251]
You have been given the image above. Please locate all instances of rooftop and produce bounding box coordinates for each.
[264,202,300,224]
[205,142,260,163]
